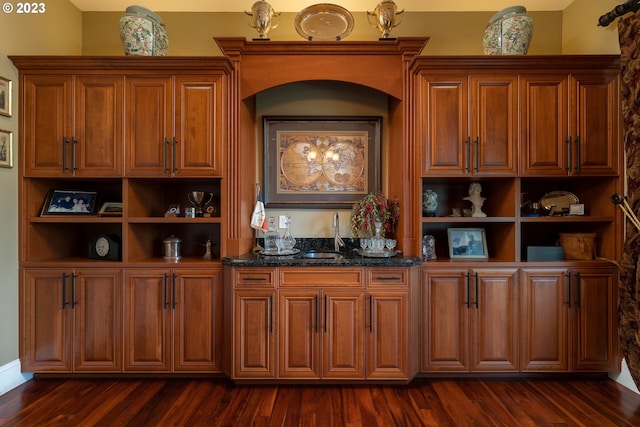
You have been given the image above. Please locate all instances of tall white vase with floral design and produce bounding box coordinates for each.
[119,5,169,56]
[483,6,533,55]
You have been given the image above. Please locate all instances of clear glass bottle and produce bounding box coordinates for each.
[281,216,296,251]
[263,216,279,252]
[371,218,385,253]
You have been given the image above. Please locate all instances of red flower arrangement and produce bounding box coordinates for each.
[350,192,400,238]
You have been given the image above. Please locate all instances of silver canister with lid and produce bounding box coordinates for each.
[163,235,182,262]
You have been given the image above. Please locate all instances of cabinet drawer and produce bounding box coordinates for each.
[235,268,276,288]
[368,268,409,288]
[280,268,364,288]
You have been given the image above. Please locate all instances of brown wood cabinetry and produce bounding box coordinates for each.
[22,74,123,177]
[21,268,122,373]
[125,74,225,177]
[13,56,231,376]
[418,74,517,176]
[521,71,619,176]
[421,267,518,372]
[123,268,222,372]
[224,265,418,382]
[519,267,618,372]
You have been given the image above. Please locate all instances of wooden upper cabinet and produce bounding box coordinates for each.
[22,74,123,177]
[125,74,225,177]
[520,71,619,176]
[124,77,173,177]
[419,74,517,176]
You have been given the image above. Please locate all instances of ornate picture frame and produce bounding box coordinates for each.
[447,228,488,260]
[0,129,12,168]
[0,76,11,117]
[263,116,381,208]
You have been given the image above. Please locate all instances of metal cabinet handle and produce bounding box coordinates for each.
[172,137,178,173]
[465,273,471,308]
[62,137,69,172]
[369,295,373,332]
[474,136,479,172]
[71,273,77,308]
[324,294,327,333]
[62,273,68,309]
[474,272,479,309]
[163,137,169,174]
[71,137,77,171]
[163,273,169,309]
[566,137,572,172]
[172,273,177,309]
[315,294,319,333]
[575,136,581,172]
[465,136,471,172]
[566,272,572,308]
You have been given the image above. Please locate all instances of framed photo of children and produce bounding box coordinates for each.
[0,129,12,168]
[41,190,99,216]
[447,228,488,260]
[0,76,11,117]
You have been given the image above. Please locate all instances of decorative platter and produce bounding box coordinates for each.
[294,3,354,41]
[355,249,400,258]
[259,248,300,256]
[539,191,579,212]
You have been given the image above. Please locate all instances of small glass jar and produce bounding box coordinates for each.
[163,235,182,262]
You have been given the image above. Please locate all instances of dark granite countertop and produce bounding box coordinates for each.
[222,238,420,268]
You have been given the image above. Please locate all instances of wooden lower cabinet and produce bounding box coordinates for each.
[520,267,618,372]
[225,266,418,382]
[123,268,222,372]
[421,267,519,372]
[21,268,122,373]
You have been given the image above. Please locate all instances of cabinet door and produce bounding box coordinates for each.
[421,269,469,371]
[570,73,619,175]
[520,269,569,372]
[471,76,517,176]
[73,75,123,177]
[322,291,365,379]
[234,290,276,379]
[123,270,171,371]
[278,290,321,379]
[73,269,122,372]
[419,75,469,176]
[174,75,225,177]
[520,75,569,176]
[572,268,618,371]
[173,269,222,372]
[124,77,173,176]
[470,269,518,371]
[21,269,72,372]
[22,75,73,176]
[367,291,409,379]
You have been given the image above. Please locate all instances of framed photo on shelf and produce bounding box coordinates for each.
[263,116,381,208]
[40,190,99,216]
[0,76,11,117]
[0,129,12,168]
[447,228,488,260]
[98,202,123,217]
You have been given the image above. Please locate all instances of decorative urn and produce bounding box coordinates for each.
[119,5,169,56]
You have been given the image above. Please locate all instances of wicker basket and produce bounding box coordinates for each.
[559,233,596,260]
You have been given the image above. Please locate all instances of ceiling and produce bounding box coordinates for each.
[68,0,576,13]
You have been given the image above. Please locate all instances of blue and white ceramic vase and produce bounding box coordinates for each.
[483,6,533,55]
[119,5,169,56]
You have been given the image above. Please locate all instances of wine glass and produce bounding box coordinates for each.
[385,239,397,252]
[360,238,369,253]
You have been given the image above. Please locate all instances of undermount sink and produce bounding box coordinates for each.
[298,251,344,259]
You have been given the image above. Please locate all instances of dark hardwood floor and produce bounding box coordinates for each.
[0,376,639,426]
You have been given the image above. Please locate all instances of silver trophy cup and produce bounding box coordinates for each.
[245,1,280,40]
[187,191,213,217]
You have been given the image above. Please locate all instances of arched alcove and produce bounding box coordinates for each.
[216,37,428,256]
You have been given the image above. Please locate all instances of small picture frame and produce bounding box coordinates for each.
[568,203,585,216]
[0,76,11,117]
[0,129,12,168]
[98,202,123,217]
[447,228,488,260]
[41,190,99,216]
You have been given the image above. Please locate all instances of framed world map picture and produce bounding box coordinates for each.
[263,116,381,208]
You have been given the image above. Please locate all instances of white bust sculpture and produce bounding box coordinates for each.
[463,182,487,217]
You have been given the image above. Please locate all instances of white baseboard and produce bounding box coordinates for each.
[0,359,32,396]
[610,359,640,394]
